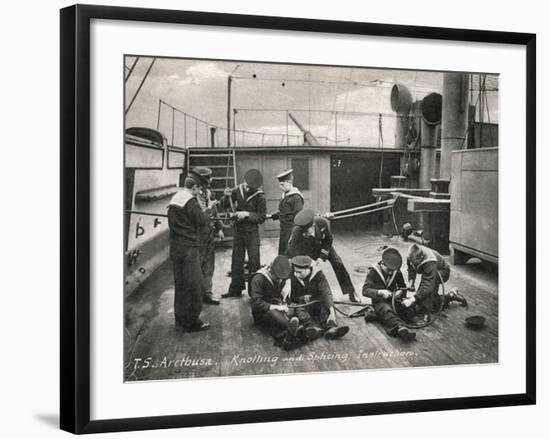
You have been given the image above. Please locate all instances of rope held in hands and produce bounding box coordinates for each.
[391,271,446,329]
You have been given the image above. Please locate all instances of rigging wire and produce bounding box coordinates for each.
[378,114,384,187]
[124,56,140,83]
[125,57,156,115]
[339,69,354,144]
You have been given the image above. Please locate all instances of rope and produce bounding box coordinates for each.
[391,205,400,234]
[456,81,483,149]
[288,300,320,309]
[391,271,446,329]
[333,304,355,317]
[332,303,374,318]
[481,75,496,147]
[330,204,393,220]
[378,113,384,187]
[330,199,393,216]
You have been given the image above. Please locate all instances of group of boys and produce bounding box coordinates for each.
[168,166,466,347]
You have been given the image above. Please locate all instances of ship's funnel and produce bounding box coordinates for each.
[391,83,413,114]
[421,92,442,125]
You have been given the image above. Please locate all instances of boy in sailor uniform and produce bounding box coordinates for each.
[287,209,360,303]
[220,169,267,298]
[403,244,467,314]
[193,166,223,306]
[270,169,304,255]
[289,255,350,341]
[362,247,416,342]
[167,171,209,332]
[249,255,292,334]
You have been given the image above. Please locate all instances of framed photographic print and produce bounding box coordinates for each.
[60,4,536,434]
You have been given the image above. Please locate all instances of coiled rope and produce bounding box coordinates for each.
[391,271,446,329]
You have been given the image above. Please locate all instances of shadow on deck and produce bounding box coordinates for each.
[124,232,498,381]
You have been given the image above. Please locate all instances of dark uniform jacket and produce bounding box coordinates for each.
[220,183,267,232]
[167,190,206,253]
[407,246,450,302]
[286,216,333,260]
[277,188,304,227]
[197,188,223,241]
[290,266,334,307]
[249,267,288,320]
[362,263,407,304]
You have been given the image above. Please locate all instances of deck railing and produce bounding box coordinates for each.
[156,99,426,149]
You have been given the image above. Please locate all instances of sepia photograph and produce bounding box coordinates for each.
[123,56,499,382]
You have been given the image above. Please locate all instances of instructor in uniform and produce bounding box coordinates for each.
[287,209,360,302]
[270,169,304,255]
[167,170,209,332]
[221,169,267,298]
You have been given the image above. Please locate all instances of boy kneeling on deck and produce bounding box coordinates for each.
[404,244,467,319]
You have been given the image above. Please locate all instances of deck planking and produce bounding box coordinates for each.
[125,232,499,381]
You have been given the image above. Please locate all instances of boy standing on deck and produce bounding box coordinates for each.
[220,169,267,298]
[167,171,209,332]
[270,169,304,255]
[193,166,224,306]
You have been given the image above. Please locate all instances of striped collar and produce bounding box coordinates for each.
[239,183,264,203]
[415,257,437,270]
[281,187,303,200]
[371,263,397,288]
[256,266,286,289]
[168,189,195,208]
[293,264,321,287]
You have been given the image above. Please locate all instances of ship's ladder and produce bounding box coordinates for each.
[187,148,238,241]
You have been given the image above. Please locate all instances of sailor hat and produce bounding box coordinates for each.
[294,209,315,227]
[290,255,313,269]
[244,169,263,188]
[191,166,213,186]
[188,169,210,187]
[271,255,292,279]
[381,247,403,270]
[276,169,293,182]
[192,166,213,179]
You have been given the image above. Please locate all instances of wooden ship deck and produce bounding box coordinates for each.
[124,231,498,382]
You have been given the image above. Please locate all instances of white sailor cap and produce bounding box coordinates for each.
[276,169,293,182]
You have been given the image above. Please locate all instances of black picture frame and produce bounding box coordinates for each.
[60,4,536,434]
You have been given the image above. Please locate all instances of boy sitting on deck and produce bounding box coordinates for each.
[249,255,304,350]
[289,255,350,342]
[361,247,416,342]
